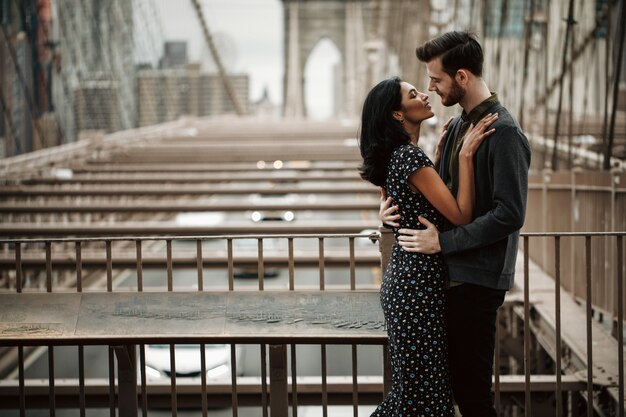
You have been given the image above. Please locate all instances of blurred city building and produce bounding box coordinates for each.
[159,40,188,69]
[53,0,136,139]
[0,0,624,165]
[250,86,281,119]
[137,67,249,126]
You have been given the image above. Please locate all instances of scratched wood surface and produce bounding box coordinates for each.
[0,291,386,345]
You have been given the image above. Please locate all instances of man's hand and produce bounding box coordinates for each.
[397,216,441,254]
[379,188,400,227]
[434,116,454,171]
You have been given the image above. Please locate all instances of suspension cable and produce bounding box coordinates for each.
[190,0,244,116]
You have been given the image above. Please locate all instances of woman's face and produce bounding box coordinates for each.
[397,81,434,124]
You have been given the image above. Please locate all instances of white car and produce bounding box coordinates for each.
[144,344,244,380]
[247,193,297,222]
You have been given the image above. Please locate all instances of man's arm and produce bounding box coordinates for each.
[398,126,530,254]
[438,126,530,255]
[397,216,441,253]
[379,188,400,228]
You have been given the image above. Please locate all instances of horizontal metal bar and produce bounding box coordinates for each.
[0,201,379,213]
[2,231,625,245]
[0,251,380,270]
[527,184,626,193]
[0,374,588,409]
[70,162,360,173]
[0,185,377,197]
[0,222,380,237]
[19,173,362,185]
[520,231,626,237]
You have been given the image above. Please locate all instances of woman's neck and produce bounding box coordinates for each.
[405,123,420,146]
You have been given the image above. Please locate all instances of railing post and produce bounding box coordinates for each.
[382,345,392,397]
[570,169,579,293]
[378,226,393,276]
[114,345,138,417]
[269,344,288,417]
[541,168,551,269]
[610,169,619,322]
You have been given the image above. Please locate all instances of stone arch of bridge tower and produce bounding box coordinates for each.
[303,36,343,119]
[283,0,366,119]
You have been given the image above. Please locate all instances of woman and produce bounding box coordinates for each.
[359,77,497,416]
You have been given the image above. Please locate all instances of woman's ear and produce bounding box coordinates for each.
[392,111,405,123]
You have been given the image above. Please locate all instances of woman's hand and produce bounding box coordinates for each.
[434,117,454,170]
[460,113,498,158]
[379,188,400,227]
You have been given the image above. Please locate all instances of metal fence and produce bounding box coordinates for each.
[525,169,626,321]
[0,231,624,417]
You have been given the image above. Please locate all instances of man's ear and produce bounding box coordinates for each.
[455,69,470,86]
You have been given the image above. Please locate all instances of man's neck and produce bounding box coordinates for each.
[459,80,492,114]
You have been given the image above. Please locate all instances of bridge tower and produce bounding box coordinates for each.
[282,0,373,119]
[282,0,431,120]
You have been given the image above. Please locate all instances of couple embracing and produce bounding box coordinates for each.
[359,31,531,416]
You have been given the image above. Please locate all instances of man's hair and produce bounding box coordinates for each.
[415,31,483,78]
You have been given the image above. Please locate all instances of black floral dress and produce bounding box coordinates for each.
[371,144,454,417]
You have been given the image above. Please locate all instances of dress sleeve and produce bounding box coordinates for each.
[403,147,434,180]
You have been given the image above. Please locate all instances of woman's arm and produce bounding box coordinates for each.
[409,113,498,226]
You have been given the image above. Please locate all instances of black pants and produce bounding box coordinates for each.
[446,283,506,417]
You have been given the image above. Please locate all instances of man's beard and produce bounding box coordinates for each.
[441,79,465,107]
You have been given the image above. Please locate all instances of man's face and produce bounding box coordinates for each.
[425,57,465,107]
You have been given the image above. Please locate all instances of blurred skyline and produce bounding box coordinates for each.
[147,1,282,104]
[151,0,340,119]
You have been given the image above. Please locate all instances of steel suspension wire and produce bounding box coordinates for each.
[0,22,48,150]
[0,68,20,154]
[603,0,626,169]
[601,0,613,152]
[519,0,536,129]
[77,0,134,128]
[551,0,576,170]
[190,0,244,116]
[534,0,618,110]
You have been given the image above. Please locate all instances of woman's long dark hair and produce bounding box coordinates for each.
[358,77,411,187]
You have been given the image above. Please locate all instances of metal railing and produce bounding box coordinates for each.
[512,232,624,417]
[525,169,626,320]
[0,231,624,417]
[1,233,385,417]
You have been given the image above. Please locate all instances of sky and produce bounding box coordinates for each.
[143,0,339,118]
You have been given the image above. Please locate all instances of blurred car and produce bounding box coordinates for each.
[233,193,297,279]
[233,237,281,279]
[144,344,244,380]
[246,193,297,223]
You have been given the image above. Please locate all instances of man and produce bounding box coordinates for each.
[380,31,531,417]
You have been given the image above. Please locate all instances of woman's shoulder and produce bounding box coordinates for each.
[397,144,430,162]
[391,145,433,174]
